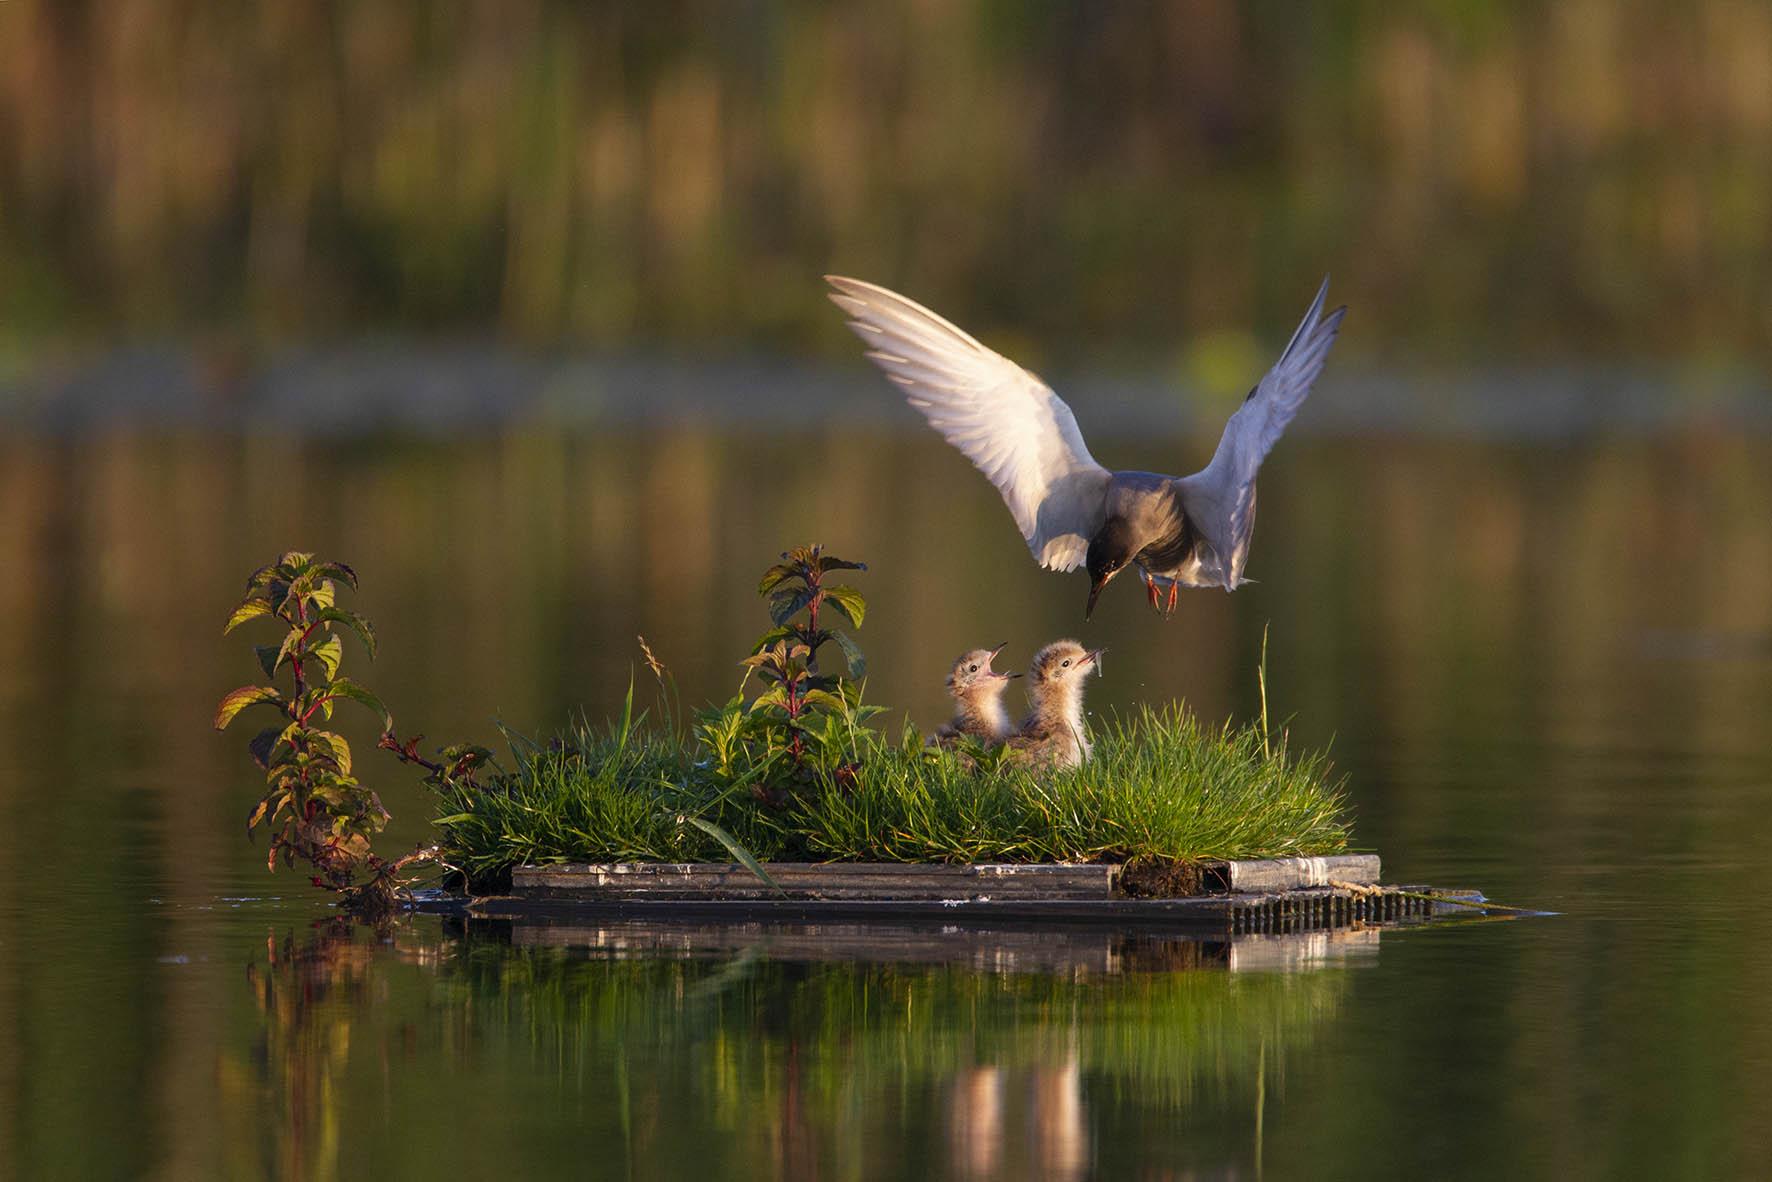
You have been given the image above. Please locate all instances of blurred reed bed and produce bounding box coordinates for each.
[3,2,1772,363]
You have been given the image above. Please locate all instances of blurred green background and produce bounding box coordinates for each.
[4,0,1772,373]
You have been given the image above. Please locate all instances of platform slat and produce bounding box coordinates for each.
[1201,854,1380,892]
[512,861,1119,901]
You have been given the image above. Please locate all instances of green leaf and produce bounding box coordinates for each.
[749,625,795,652]
[681,815,781,895]
[749,684,790,712]
[756,562,800,596]
[817,556,867,574]
[246,796,270,833]
[312,561,359,589]
[244,562,281,591]
[322,677,392,728]
[309,634,344,680]
[273,627,305,673]
[225,597,273,634]
[832,630,867,678]
[214,685,285,730]
[800,688,846,711]
[254,644,281,679]
[315,607,377,659]
[277,550,315,573]
[308,579,336,611]
[247,726,282,769]
[306,729,353,775]
[822,585,866,628]
[768,586,815,626]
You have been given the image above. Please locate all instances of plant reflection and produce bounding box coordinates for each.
[231,919,436,1181]
[233,915,1358,1179]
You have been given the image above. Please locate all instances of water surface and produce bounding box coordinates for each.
[2,420,1770,1178]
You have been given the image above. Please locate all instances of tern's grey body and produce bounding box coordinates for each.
[826,275,1346,616]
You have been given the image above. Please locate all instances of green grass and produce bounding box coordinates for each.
[429,703,1351,886]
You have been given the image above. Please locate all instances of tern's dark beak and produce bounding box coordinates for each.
[1085,572,1116,620]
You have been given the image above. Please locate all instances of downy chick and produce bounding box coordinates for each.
[932,643,1019,748]
[1006,640,1103,769]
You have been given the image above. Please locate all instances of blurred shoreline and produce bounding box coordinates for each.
[3,348,1768,439]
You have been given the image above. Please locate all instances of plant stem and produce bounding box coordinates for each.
[290,596,309,711]
[804,565,822,674]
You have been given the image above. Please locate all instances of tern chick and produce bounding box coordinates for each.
[931,643,1019,748]
[1005,640,1103,770]
[827,275,1346,618]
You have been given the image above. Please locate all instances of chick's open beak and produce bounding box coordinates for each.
[985,641,1019,678]
[1086,648,1106,674]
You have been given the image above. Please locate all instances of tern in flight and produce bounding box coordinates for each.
[826,275,1346,617]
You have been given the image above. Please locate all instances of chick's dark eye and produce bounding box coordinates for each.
[1061,659,1071,667]
[969,664,978,672]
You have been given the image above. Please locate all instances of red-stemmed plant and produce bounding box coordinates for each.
[736,545,876,790]
[215,551,432,913]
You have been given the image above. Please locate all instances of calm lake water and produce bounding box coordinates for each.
[3,413,1771,1178]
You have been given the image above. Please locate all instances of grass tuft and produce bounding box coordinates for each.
[430,703,1350,885]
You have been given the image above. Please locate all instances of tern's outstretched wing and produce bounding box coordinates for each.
[826,276,1111,572]
[1178,277,1345,587]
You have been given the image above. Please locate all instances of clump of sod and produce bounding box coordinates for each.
[428,703,1349,887]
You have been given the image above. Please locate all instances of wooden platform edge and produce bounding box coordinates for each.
[1207,854,1381,892]
[509,855,1382,902]
[409,884,1481,935]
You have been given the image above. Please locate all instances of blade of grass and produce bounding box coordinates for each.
[682,815,782,894]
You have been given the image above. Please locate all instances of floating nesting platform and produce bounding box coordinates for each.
[419,854,1487,936]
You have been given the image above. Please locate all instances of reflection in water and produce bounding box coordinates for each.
[234,916,1355,1180]
[944,1061,1088,1182]
[231,920,442,1181]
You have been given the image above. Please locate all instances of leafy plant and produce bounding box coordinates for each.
[714,545,884,799]
[215,551,430,913]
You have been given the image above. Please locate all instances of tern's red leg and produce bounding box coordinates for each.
[1165,581,1179,616]
[1143,570,1161,612]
